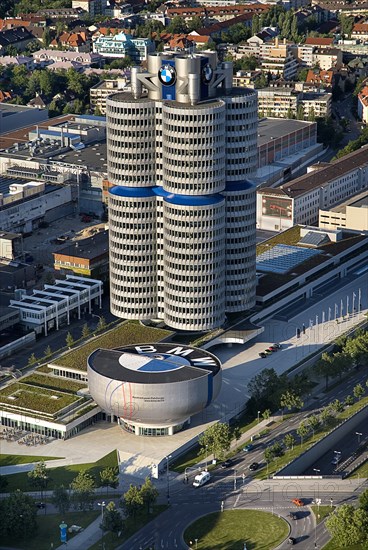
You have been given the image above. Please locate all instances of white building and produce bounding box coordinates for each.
[93,32,155,62]
[9,274,103,335]
[256,145,368,231]
[107,52,258,331]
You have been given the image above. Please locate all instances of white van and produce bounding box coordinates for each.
[193,471,211,488]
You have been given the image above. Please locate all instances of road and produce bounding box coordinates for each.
[117,479,367,550]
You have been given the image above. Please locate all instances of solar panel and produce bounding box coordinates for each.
[299,231,330,247]
[256,244,322,274]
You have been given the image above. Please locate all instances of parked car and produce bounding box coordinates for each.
[259,352,267,358]
[193,471,211,488]
[273,343,282,349]
[291,498,304,507]
[243,444,254,452]
[264,349,273,355]
[249,462,259,471]
[331,456,340,465]
[221,459,233,468]
[289,511,299,520]
[267,346,278,352]
[35,502,45,509]
[288,537,296,545]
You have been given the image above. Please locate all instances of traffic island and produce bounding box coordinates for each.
[183,509,289,549]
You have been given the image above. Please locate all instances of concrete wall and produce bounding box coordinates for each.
[0,332,35,360]
[275,403,368,477]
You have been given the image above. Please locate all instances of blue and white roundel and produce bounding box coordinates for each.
[202,63,213,84]
[158,64,176,86]
[119,352,190,373]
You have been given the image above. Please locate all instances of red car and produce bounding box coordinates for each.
[291,498,304,507]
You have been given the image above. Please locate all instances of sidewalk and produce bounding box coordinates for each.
[54,516,102,550]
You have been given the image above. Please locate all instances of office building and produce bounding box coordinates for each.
[107,52,258,331]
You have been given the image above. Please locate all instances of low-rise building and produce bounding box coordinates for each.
[90,77,129,114]
[313,47,343,70]
[358,85,368,124]
[0,26,34,54]
[351,22,368,41]
[9,274,103,335]
[0,231,23,260]
[0,103,48,135]
[319,190,368,231]
[92,31,154,62]
[257,86,331,119]
[304,36,335,49]
[53,229,109,283]
[33,49,101,67]
[257,145,368,230]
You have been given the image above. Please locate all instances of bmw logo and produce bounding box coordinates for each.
[202,63,213,84]
[158,64,176,86]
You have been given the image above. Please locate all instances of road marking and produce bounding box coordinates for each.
[233,495,240,508]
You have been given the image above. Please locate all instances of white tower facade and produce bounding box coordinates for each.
[107,52,258,331]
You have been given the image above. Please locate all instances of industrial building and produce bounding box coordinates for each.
[106,51,259,331]
[319,190,368,231]
[9,274,103,335]
[256,146,368,231]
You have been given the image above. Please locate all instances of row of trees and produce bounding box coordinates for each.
[314,329,368,390]
[27,316,107,365]
[326,490,368,547]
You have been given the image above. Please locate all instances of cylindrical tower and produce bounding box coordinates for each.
[162,100,226,196]
[162,194,226,331]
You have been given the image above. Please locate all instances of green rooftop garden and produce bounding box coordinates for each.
[52,321,171,371]
[21,373,87,393]
[0,383,82,415]
[256,225,301,256]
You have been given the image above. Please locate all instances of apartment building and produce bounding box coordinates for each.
[299,91,332,118]
[358,85,368,123]
[90,78,130,114]
[257,145,368,230]
[258,87,299,117]
[92,31,154,62]
[313,47,343,70]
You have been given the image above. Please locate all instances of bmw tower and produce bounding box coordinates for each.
[107,51,258,331]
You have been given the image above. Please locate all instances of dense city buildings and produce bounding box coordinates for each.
[107,52,258,331]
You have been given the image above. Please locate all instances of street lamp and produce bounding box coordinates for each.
[97,501,106,547]
[233,469,237,490]
[330,497,334,509]
[165,455,172,504]
[195,539,198,549]
[356,432,362,445]
[205,444,208,471]
[257,411,260,424]
[313,468,320,476]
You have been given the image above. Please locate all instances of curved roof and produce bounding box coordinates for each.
[88,343,221,384]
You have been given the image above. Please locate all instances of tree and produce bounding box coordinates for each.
[101,501,123,535]
[51,485,70,515]
[28,353,37,366]
[1,491,37,539]
[308,107,316,122]
[66,331,74,348]
[296,104,305,120]
[307,414,321,436]
[247,368,287,413]
[314,352,335,390]
[328,399,344,414]
[27,461,49,500]
[42,28,51,47]
[345,395,354,407]
[140,476,159,514]
[81,323,90,339]
[199,423,232,460]
[359,489,368,512]
[262,409,271,421]
[264,446,275,464]
[187,16,203,33]
[319,407,335,426]
[252,15,260,36]
[326,504,368,547]
[70,471,95,511]
[339,14,354,38]
[284,433,295,450]
[100,467,119,496]
[0,476,8,491]
[97,315,107,331]
[353,383,365,401]
[296,421,309,445]
[280,390,303,413]
[166,16,188,34]
[44,345,52,358]
[121,484,144,518]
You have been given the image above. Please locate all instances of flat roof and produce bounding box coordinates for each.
[0,114,75,150]
[257,118,315,147]
[51,141,107,171]
[54,230,108,260]
[258,145,368,199]
[329,190,368,213]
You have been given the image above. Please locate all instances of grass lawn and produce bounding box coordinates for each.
[323,540,365,550]
[0,454,63,467]
[184,510,289,550]
[311,505,335,524]
[349,460,368,479]
[88,505,168,550]
[2,450,118,493]
[0,510,99,550]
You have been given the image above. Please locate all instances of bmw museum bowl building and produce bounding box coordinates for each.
[87,343,222,436]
